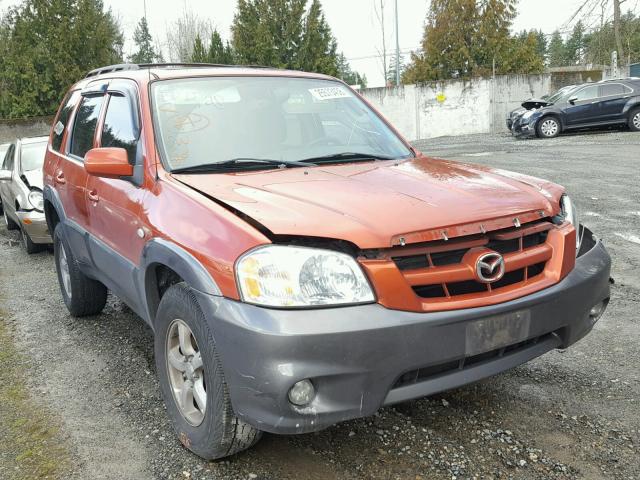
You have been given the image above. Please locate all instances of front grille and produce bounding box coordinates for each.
[392,332,556,389]
[391,220,553,301]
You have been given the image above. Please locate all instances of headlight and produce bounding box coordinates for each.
[28,190,44,212]
[236,245,375,307]
[522,110,535,120]
[561,194,581,253]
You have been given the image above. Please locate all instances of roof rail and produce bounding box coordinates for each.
[85,62,274,78]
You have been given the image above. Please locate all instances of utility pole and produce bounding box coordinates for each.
[143,0,147,20]
[394,0,400,87]
[613,0,625,64]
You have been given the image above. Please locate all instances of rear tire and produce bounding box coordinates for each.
[53,223,108,317]
[20,227,41,254]
[629,107,640,132]
[536,116,561,138]
[154,283,262,460]
[4,209,18,230]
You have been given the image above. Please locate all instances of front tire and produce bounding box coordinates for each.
[20,227,41,254]
[629,107,640,132]
[4,209,18,230]
[53,223,108,317]
[154,283,261,460]
[536,116,561,138]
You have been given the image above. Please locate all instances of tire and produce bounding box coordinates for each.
[53,223,108,317]
[629,107,640,132]
[20,227,41,254]
[536,116,561,138]
[4,209,18,230]
[154,283,262,460]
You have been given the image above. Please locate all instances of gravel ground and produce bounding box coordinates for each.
[0,130,639,480]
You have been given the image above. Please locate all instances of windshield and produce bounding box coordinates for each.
[546,85,577,104]
[20,142,47,172]
[151,76,412,170]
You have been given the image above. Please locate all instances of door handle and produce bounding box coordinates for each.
[55,172,66,184]
[88,191,99,203]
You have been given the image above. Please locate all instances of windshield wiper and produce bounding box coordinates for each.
[299,152,397,164]
[171,157,317,174]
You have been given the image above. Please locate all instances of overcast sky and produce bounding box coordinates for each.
[0,0,617,87]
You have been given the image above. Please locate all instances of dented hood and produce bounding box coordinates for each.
[172,156,564,249]
[521,98,552,109]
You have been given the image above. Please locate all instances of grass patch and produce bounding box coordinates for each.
[0,306,71,479]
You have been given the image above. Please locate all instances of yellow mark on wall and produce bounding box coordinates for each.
[436,92,446,103]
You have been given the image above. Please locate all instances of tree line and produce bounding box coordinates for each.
[403,0,640,83]
[0,0,366,119]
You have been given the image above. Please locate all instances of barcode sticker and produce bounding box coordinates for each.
[309,86,351,101]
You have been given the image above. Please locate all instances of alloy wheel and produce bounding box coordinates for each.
[166,319,207,426]
[540,119,559,137]
[58,243,72,299]
[633,112,640,130]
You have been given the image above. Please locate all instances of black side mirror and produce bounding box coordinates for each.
[568,96,578,105]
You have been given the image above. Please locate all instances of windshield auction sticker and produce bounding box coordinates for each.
[309,86,352,101]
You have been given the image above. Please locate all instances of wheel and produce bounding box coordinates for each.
[629,107,640,132]
[20,227,41,254]
[536,116,561,138]
[154,283,262,460]
[4,209,18,230]
[53,223,108,316]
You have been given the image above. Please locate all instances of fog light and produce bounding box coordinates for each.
[288,379,315,406]
[589,300,607,322]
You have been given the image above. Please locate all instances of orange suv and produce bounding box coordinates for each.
[43,63,611,459]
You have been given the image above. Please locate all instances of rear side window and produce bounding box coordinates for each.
[599,84,626,97]
[52,90,81,152]
[70,95,104,159]
[101,94,139,165]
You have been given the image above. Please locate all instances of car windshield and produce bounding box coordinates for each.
[20,142,47,172]
[151,76,412,170]
[546,85,578,104]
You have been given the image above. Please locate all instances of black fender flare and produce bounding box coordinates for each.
[139,238,222,324]
[43,185,67,231]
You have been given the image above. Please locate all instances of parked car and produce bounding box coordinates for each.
[0,136,51,252]
[510,78,640,138]
[506,85,577,131]
[0,142,9,214]
[43,63,611,460]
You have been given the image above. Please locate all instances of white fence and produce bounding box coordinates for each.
[360,74,552,140]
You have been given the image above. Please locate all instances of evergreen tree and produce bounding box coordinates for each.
[0,0,123,118]
[564,21,585,65]
[336,53,367,87]
[130,17,158,64]
[191,35,207,63]
[207,30,235,64]
[404,0,543,82]
[231,0,341,76]
[547,30,566,67]
[535,30,548,62]
[387,53,406,86]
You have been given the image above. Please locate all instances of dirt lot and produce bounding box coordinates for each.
[1,130,639,480]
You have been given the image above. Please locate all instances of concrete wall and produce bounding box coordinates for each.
[0,116,53,144]
[360,74,551,140]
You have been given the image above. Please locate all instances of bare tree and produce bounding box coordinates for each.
[613,0,626,62]
[165,9,212,62]
[373,0,388,83]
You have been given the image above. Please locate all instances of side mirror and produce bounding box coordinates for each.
[568,96,578,105]
[0,169,11,182]
[85,148,133,178]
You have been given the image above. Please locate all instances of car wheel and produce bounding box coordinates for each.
[53,223,108,317]
[20,227,41,254]
[4,209,18,230]
[629,108,640,132]
[154,283,262,460]
[536,116,561,138]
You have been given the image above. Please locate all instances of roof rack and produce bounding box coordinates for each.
[85,63,273,78]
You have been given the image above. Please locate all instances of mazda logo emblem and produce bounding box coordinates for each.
[476,252,505,283]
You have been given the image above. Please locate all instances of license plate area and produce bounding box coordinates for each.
[465,310,531,356]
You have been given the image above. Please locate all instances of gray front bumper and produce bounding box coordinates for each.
[195,239,611,434]
[15,210,52,244]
